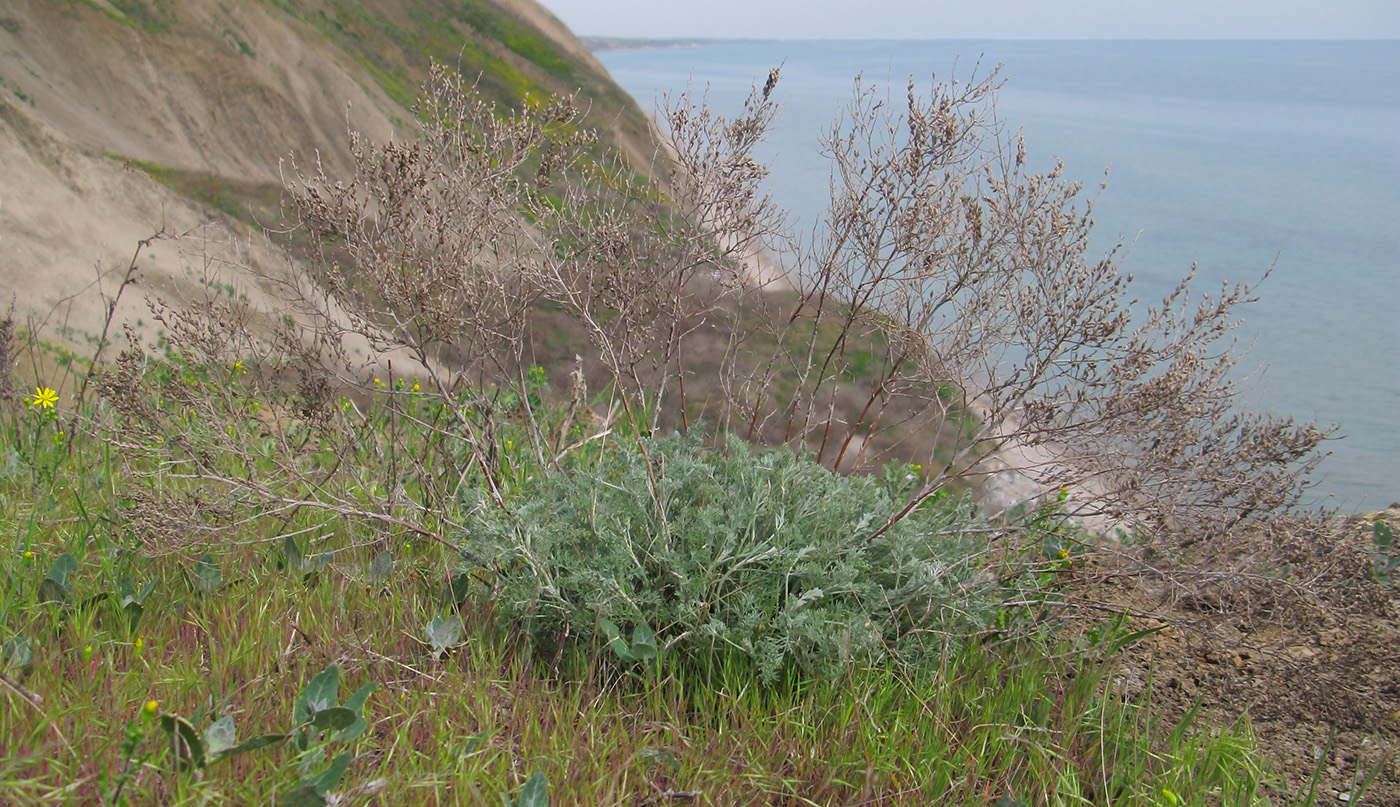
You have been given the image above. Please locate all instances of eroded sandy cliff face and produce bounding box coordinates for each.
[0,0,652,361]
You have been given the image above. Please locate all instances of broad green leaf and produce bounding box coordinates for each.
[204,716,238,757]
[425,615,462,658]
[1375,521,1395,552]
[194,555,221,593]
[640,748,680,771]
[340,682,375,716]
[283,535,303,573]
[445,571,473,604]
[159,713,207,770]
[294,664,340,725]
[39,553,79,603]
[37,579,65,604]
[333,682,376,742]
[224,733,289,757]
[46,553,79,588]
[282,785,325,807]
[630,623,657,661]
[286,751,352,801]
[309,706,357,733]
[1,636,34,677]
[598,617,636,663]
[122,600,144,629]
[512,772,549,807]
[306,551,332,574]
[117,575,156,607]
[368,550,393,584]
[463,731,490,754]
[80,592,110,610]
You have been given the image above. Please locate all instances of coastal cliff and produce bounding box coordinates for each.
[0,0,654,354]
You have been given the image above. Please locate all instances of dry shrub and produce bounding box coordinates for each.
[92,62,1330,555]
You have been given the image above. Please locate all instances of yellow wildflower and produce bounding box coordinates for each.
[143,699,159,717]
[133,637,144,652]
[28,386,58,409]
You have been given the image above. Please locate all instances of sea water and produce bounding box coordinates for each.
[597,40,1400,509]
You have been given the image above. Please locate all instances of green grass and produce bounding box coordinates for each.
[112,156,283,227]
[0,355,1284,806]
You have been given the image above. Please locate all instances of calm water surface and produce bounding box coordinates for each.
[598,40,1400,508]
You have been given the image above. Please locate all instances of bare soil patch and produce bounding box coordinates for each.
[1073,509,1400,802]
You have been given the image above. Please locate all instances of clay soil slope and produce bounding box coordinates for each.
[0,0,655,361]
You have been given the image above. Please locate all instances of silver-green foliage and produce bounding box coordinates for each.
[466,432,995,682]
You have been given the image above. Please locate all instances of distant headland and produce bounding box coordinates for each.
[581,36,727,52]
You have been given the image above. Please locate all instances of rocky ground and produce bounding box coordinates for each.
[1073,507,1400,803]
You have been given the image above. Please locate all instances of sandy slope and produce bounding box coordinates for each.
[0,0,406,360]
[0,0,645,365]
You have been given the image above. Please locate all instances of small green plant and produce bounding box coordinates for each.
[424,614,463,659]
[192,553,221,593]
[281,535,332,584]
[157,711,286,772]
[116,574,157,629]
[37,552,79,604]
[153,662,374,803]
[1,634,33,677]
[106,705,161,806]
[1371,520,1399,585]
[507,772,549,807]
[367,549,393,585]
[598,616,657,667]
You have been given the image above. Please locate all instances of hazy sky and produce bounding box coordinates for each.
[541,0,1400,40]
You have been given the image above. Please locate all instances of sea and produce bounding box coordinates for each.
[596,40,1400,510]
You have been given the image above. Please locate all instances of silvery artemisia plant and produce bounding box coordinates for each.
[464,431,996,683]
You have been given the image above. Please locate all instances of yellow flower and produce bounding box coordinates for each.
[28,386,58,409]
[22,550,32,560]
[143,699,159,717]
[1057,548,1069,560]
[133,637,144,652]
[412,381,420,392]
[83,645,94,662]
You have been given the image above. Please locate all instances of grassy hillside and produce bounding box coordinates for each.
[0,3,1395,804]
[0,341,1283,806]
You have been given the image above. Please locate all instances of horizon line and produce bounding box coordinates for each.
[581,35,1400,43]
